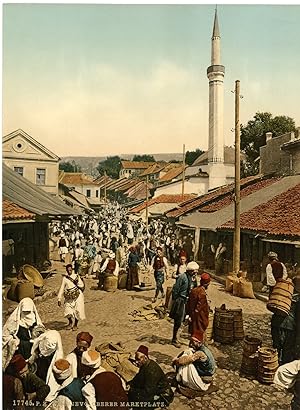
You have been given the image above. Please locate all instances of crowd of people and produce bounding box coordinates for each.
[3,203,300,409]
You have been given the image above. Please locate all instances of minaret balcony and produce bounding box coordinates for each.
[207,65,225,76]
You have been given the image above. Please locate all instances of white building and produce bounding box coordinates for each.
[3,129,60,195]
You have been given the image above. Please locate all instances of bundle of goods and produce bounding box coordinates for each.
[257,347,279,384]
[213,304,244,344]
[225,273,255,299]
[267,279,294,316]
[7,265,44,302]
[240,336,262,376]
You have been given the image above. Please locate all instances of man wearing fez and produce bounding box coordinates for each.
[128,345,174,409]
[66,331,93,378]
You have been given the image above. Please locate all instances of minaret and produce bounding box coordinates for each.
[207,8,226,189]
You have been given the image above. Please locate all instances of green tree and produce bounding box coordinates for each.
[59,161,81,172]
[241,112,296,176]
[132,154,155,162]
[185,149,205,166]
[96,156,121,179]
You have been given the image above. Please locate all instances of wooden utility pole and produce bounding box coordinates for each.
[181,144,186,198]
[104,170,107,206]
[145,175,149,229]
[233,80,241,275]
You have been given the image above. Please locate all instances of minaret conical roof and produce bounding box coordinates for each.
[212,8,220,38]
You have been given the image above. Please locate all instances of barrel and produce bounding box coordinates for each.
[16,281,34,302]
[243,336,262,357]
[7,279,19,302]
[232,309,244,340]
[118,272,128,289]
[204,312,214,342]
[267,279,294,316]
[104,275,118,292]
[257,347,279,384]
[213,310,234,344]
[240,353,258,376]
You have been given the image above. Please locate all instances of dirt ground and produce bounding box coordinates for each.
[3,260,292,409]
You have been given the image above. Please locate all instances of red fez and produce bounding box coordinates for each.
[191,331,204,343]
[179,249,187,258]
[66,264,72,270]
[10,354,27,373]
[76,332,93,346]
[137,345,149,357]
[200,273,211,285]
[157,247,162,252]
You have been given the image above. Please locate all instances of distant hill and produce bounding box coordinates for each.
[60,153,183,174]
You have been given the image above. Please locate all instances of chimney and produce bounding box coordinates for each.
[265,132,272,143]
[296,127,300,138]
[290,131,295,141]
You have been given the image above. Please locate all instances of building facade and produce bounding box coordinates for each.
[3,129,60,195]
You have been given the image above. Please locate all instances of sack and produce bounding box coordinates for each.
[64,288,80,301]
[232,280,241,296]
[225,275,238,293]
[239,279,255,299]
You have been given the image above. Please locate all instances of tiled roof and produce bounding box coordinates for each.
[3,199,36,221]
[93,175,114,187]
[166,174,277,218]
[200,177,281,213]
[159,165,185,182]
[220,183,300,237]
[60,172,97,186]
[139,163,166,177]
[129,194,196,213]
[121,160,156,170]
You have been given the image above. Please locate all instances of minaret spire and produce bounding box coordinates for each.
[207,8,226,189]
[212,7,220,38]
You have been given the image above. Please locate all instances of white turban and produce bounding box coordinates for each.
[186,261,199,271]
[53,359,72,380]
[81,350,101,369]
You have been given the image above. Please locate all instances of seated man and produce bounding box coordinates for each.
[3,372,24,410]
[45,359,85,410]
[172,335,217,398]
[81,350,128,410]
[9,354,50,405]
[128,345,174,409]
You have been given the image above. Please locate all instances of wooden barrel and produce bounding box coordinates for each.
[16,281,34,302]
[232,309,244,340]
[204,312,214,342]
[240,353,258,376]
[118,272,128,289]
[243,336,262,356]
[104,275,118,292]
[213,310,234,344]
[267,279,294,316]
[257,347,279,384]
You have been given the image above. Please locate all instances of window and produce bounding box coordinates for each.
[96,190,99,198]
[86,189,91,198]
[36,168,46,185]
[14,167,24,177]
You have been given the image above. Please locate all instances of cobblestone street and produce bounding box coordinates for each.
[3,260,292,410]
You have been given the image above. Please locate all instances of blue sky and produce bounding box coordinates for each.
[3,4,300,156]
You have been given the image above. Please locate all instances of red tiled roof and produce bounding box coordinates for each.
[200,177,281,213]
[121,160,156,170]
[61,173,98,186]
[219,183,300,237]
[3,199,36,221]
[140,163,166,177]
[159,165,185,182]
[166,175,279,218]
[129,194,196,213]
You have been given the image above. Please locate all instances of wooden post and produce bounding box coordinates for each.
[182,144,185,198]
[146,175,149,229]
[104,170,107,206]
[233,80,241,275]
